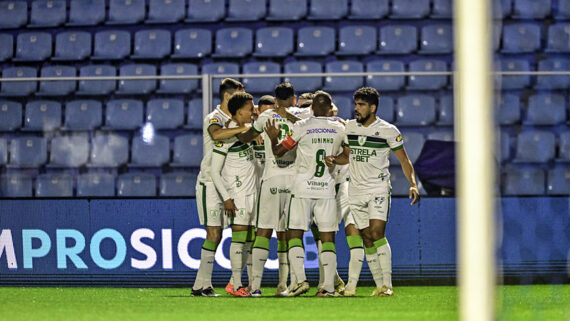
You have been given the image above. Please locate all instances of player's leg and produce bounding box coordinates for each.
[244,226,255,287]
[310,223,325,292]
[314,198,340,296]
[276,231,289,296]
[230,224,250,296]
[369,191,393,296]
[286,196,311,297]
[343,222,364,296]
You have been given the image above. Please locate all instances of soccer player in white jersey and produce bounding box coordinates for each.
[192,78,248,297]
[252,95,275,182]
[211,92,257,297]
[265,91,349,297]
[326,87,420,297]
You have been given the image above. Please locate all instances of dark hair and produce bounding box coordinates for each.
[228,92,253,116]
[299,100,312,108]
[274,82,295,101]
[219,78,244,102]
[299,92,315,100]
[257,95,275,106]
[312,91,332,113]
[353,87,379,109]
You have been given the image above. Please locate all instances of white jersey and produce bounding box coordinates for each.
[197,106,232,183]
[288,106,312,119]
[282,116,347,199]
[210,121,257,201]
[345,117,404,194]
[329,116,349,184]
[252,141,265,182]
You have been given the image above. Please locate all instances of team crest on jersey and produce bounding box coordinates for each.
[237,209,245,217]
[358,136,367,146]
[396,135,403,142]
[270,187,278,195]
[214,141,223,147]
[210,209,219,218]
[209,118,219,124]
[375,132,380,136]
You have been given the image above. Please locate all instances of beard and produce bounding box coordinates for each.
[355,111,371,124]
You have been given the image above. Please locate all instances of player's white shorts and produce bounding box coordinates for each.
[196,181,224,227]
[256,175,292,232]
[335,181,355,228]
[288,196,338,232]
[230,193,256,226]
[348,191,391,230]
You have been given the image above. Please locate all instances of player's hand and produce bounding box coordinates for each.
[409,186,420,205]
[325,155,336,168]
[224,199,238,217]
[264,119,280,141]
[255,135,264,146]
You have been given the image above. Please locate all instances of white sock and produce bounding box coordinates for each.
[289,265,297,289]
[346,247,364,291]
[288,246,306,283]
[317,240,324,289]
[277,252,289,288]
[243,241,253,286]
[376,242,392,289]
[251,247,269,291]
[320,251,337,293]
[365,249,383,288]
[193,248,216,290]
[230,242,245,289]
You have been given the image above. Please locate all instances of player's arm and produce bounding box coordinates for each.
[236,126,261,143]
[393,147,420,205]
[208,123,249,141]
[210,150,238,217]
[325,145,350,167]
[264,119,293,157]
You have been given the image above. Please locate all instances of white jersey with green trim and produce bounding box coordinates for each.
[252,141,265,181]
[287,116,347,199]
[197,105,232,183]
[345,117,404,194]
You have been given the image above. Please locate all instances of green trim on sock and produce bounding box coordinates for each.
[321,242,336,253]
[232,231,248,243]
[277,240,288,252]
[253,236,270,250]
[365,246,377,255]
[246,229,256,242]
[346,235,363,249]
[288,238,303,249]
[310,224,320,242]
[203,239,218,251]
[374,237,388,248]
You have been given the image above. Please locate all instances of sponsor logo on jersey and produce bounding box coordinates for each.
[209,118,220,124]
[215,141,223,147]
[396,135,403,142]
[358,136,367,146]
[306,128,338,134]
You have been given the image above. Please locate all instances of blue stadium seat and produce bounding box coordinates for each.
[158,63,199,94]
[437,94,453,126]
[77,65,116,95]
[68,0,105,26]
[512,0,551,19]
[0,1,27,29]
[427,130,454,142]
[348,0,388,19]
[431,0,452,18]
[14,32,52,61]
[0,138,6,165]
[546,23,570,52]
[48,134,90,167]
[89,133,129,167]
[555,0,570,19]
[333,95,352,120]
[0,34,13,61]
[366,60,405,91]
[242,61,281,94]
[0,100,22,131]
[132,30,172,59]
[105,99,144,130]
[160,172,198,197]
[35,173,74,197]
[379,96,394,123]
[93,31,131,60]
[493,23,502,51]
[9,136,47,167]
[389,132,425,163]
[395,95,436,126]
[147,0,185,23]
[407,60,448,90]
[201,62,240,91]
[213,28,253,58]
[323,61,364,92]
[53,31,92,61]
[390,0,430,19]
[497,131,511,162]
[390,166,427,196]
[29,0,66,27]
[172,29,212,58]
[186,0,226,22]
[117,64,157,95]
[337,26,377,55]
[295,27,335,56]
[547,166,570,195]
[117,173,157,197]
[535,58,570,89]
[308,0,348,20]
[107,0,145,25]
[502,23,541,53]
[524,93,566,125]
[514,130,556,163]
[38,66,76,96]
[558,131,570,161]
[0,174,33,197]
[283,61,322,92]
[493,0,512,19]
[496,58,531,90]
[227,0,266,21]
[378,25,418,54]
[23,100,62,131]
[254,27,294,57]
[496,93,520,125]
[130,134,170,167]
[63,100,103,131]
[172,134,203,167]
[146,99,184,130]
[419,24,453,54]
[1,67,37,96]
[503,166,545,195]
[267,0,307,21]
[185,100,204,129]
[77,173,116,197]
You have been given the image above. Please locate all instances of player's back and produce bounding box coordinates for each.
[197,106,232,183]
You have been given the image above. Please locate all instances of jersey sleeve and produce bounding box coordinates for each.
[206,112,224,130]
[252,111,268,133]
[210,150,231,201]
[387,126,404,151]
[282,120,305,150]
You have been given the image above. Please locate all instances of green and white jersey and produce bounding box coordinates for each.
[252,140,265,181]
[283,116,347,199]
[345,117,404,194]
[210,121,257,201]
[197,105,232,183]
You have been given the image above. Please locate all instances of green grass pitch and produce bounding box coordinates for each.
[0,285,568,321]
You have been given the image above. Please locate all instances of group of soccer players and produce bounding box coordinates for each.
[190,78,420,298]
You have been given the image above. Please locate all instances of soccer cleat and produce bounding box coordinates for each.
[315,288,324,296]
[191,288,203,296]
[251,289,262,297]
[334,274,346,293]
[370,287,383,296]
[318,290,341,297]
[233,286,251,297]
[275,285,289,297]
[225,282,234,295]
[377,286,394,297]
[341,288,356,297]
[288,281,310,297]
[201,287,220,297]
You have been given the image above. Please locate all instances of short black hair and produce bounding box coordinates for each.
[219,78,244,102]
[299,100,312,108]
[257,95,275,106]
[228,92,253,116]
[353,87,379,109]
[312,91,332,113]
[299,92,315,100]
[274,82,295,101]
